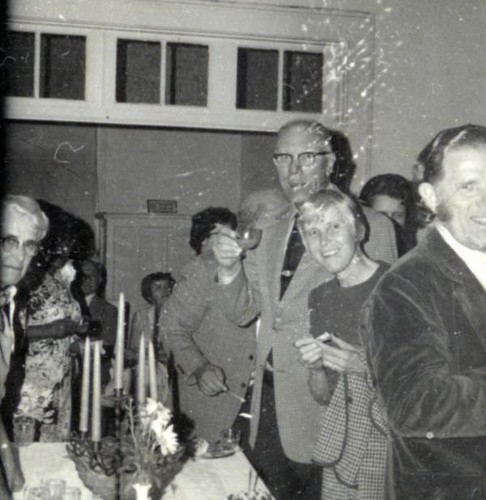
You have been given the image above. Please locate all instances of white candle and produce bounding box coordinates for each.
[92,340,102,442]
[79,336,91,433]
[148,340,157,400]
[114,293,125,390]
[137,332,146,407]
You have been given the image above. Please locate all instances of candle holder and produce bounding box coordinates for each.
[67,397,188,500]
[66,434,121,499]
[103,388,129,441]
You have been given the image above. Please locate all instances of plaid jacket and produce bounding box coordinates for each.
[312,366,388,500]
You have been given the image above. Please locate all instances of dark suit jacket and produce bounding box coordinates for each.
[88,295,117,348]
[362,228,486,499]
[88,295,117,384]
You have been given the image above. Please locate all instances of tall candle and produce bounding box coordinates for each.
[114,293,125,390]
[92,340,102,442]
[148,340,157,400]
[137,332,146,407]
[79,336,91,433]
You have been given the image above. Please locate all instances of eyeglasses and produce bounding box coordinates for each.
[0,236,40,256]
[272,151,333,169]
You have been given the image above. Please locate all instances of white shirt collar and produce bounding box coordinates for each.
[436,223,486,290]
[85,293,95,306]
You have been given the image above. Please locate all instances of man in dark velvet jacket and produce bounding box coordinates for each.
[361,124,486,499]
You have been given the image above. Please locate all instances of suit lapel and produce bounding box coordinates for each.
[279,251,330,308]
[453,275,486,352]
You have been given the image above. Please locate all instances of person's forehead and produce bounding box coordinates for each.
[81,262,98,277]
[1,208,39,239]
[372,194,405,209]
[152,280,170,288]
[302,204,351,227]
[276,127,330,151]
[441,145,486,180]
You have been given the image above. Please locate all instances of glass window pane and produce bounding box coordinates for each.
[165,43,208,106]
[283,51,323,112]
[116,39,161,104]
[236,48,278,111]
[1,31,35,97]
[40,34,86,100]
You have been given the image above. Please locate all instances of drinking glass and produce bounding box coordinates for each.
[13,416,35,447]
[23,486,44,500]
[40,479,66,500]
[63,487,81,500]
[221,428,241,449]
[235,225,263,251]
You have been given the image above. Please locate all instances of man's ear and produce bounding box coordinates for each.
[324,153,336,178]
[418,182,438,213]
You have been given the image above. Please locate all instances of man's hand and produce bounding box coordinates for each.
[194,364,228,396]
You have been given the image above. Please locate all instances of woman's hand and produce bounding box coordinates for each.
[295,336,366,375]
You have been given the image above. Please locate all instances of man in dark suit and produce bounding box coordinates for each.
[76,260,117,379]
[362,124,486,499]
[212,120,398,499]
[72,259,117,433]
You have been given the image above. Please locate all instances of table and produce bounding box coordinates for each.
[13,443,273,499]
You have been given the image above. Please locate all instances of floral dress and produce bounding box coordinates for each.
[15,272,82,441]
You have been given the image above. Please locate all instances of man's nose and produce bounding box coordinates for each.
[288,155,304,175]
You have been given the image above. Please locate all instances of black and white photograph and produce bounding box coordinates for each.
[1,1,486,498]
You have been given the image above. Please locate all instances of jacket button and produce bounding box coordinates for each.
[249,355,254,360]
[241,383,246,389]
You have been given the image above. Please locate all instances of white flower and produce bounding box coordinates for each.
[155,424,179,455]
[145,398,159,416]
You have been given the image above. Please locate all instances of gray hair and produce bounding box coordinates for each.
[2,195,49,241]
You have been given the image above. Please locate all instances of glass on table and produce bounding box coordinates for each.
[40,479,66,500]
[23,486,44,500]
[221,428,241,449]
[62,487,81,500]
[13,416,36,447]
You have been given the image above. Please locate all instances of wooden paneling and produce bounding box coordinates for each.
[99,213,193,313]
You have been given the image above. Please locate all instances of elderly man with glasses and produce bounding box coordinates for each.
[0,195,49,496]
[211,120,397,499]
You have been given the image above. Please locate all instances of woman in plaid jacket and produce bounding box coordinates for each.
[295,190,389,500]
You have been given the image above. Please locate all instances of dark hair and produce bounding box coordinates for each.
[359,174,412,208]
[414,124,486,184]
[189,207,237,254]
[141,272,175,304]
[298,189,369,244]
[413,124,486,225]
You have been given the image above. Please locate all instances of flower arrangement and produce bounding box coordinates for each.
[67,397,187,500]
[121,397,184,497]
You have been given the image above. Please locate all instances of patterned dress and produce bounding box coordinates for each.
[16,272,82,441]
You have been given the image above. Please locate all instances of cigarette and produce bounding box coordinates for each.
[316,332,332,343]
[227,390,245,403]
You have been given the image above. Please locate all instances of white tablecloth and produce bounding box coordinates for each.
[13,443,272,499]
